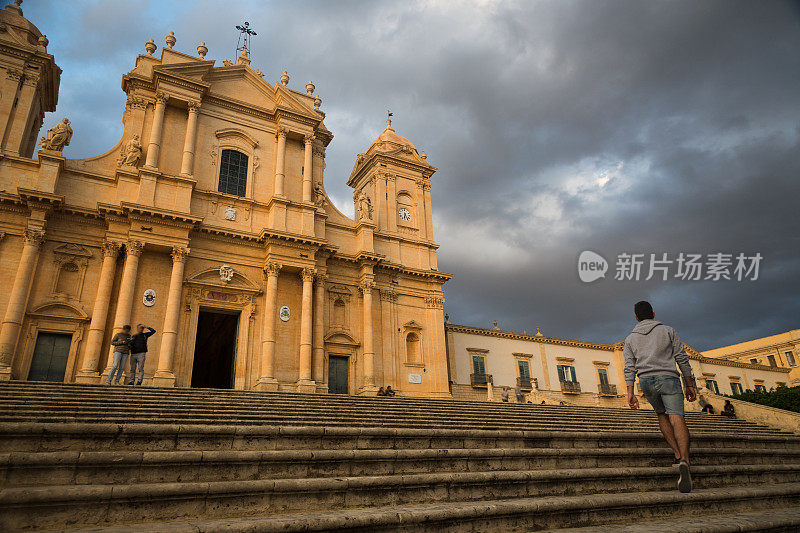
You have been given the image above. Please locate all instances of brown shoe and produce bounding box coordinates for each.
[678,460,692,493]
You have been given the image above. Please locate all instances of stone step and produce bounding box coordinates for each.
[542,507,800,532]
[57,484,800,532]
[0,396,770,428]
[2,465,799,530]
[4,423,799,453]
[3,446,799,487]
[0,381,773,423]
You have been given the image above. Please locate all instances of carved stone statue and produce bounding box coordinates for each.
[313,183,326,207]
[356,192,373,221]
[117,134,143,167]
[39,118,73,152]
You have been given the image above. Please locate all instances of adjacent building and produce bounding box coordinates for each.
[0,4,451,396]
[703,329,800,386]
[445,322,792,406]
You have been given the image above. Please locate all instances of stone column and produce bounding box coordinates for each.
[422,181,434,241]
[359,278,377,393]
[312,272,327,384]
[145,92,168,168]
[273,128,287,197]
[179,101,200,176]
[302,134,314,202]
[255,262,281,390]
[297,267,316,391]
[0,228,45,379]
[76,240,121,383]
[153,246,189,387]
[103,240,143,375]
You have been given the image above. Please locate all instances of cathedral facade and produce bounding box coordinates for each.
[0,3,451,396]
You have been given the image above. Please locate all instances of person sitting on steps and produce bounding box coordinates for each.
[722,400,736,418]
[385,386,396,397]
[624,300,696,494]
[376,387,386,396]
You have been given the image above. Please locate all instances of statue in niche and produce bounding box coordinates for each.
[39,118,73,152]
[313,183,326,207]
[356,192,373,221]
[117,134,143,167]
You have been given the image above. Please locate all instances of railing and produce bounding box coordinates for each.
[470,373,493,387]
[517,377,536,390]
[560,380,581,394]
[598,383,617,396]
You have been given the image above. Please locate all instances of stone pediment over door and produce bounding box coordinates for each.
[185,266,261,294]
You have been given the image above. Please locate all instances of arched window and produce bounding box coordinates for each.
[406,332,421,363]
[218,149,248,196]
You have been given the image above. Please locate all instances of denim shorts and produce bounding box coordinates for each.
[639,375,684,415]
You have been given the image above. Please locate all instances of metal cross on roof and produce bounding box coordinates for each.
[235,21,257,57]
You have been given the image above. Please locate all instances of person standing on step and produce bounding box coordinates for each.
[501,387,510,402]
[106,325,132,385]
[127,324,155,386]
[623,300,697,494]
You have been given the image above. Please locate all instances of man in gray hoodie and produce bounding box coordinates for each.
[623,301,697,493]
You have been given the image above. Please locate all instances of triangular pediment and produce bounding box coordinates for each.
[403,320,424,330]
[52,243,92,258]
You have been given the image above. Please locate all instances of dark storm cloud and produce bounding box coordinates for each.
[27,0,800,350]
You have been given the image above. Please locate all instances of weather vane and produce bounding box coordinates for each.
[235,21,257,57]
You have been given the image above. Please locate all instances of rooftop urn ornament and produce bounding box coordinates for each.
[535,326,543,337]
[197,42,208,59]
[165,31,176,49]
[421,150,427,160]
[280,70,289,86]
[145,38,156,55]
[237,48,250,66]
[492,320,499,330]
[314,94,322,110]
[306,80,315,95]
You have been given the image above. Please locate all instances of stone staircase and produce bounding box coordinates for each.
[0,381,799,532]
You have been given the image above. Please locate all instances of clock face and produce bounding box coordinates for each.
[398,207,411,221]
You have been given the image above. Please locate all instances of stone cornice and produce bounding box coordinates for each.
[348,152,436,187]
[446,323,617,352]
[683,344,791,373]
[706,343,798,360]
[120,202,202,226]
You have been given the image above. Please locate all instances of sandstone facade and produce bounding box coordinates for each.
[0,3,451,396]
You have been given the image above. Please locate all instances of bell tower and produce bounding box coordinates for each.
[0,0,60,158]
[347,117,438,270]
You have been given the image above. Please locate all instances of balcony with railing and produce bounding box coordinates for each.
[598,383,617,396]
[560,380,581,394]
[470,373,493,387]
[517,376,537,390]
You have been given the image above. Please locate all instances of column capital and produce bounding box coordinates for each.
[102,240,122,258]
[300,267,317,282]
[264,261,282,277]
[304,134,315,145]
[126,239,144,257]
[359,279,375,294]
[155,92,169,104]
[380,288,398,302]
[22,228,45,247]
[314,272,328,284]
[187,101,201,113]
[276,127,288,139]
[170,246,190,263]
[425,295,445,309]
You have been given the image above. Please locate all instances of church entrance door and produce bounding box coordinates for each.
[191,309,239,389]
[328,355,349,394]
[28,332,71,382]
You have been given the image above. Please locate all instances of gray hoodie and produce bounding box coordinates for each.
[623,319,694,386]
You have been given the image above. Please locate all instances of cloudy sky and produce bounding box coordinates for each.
[26,0,800,351]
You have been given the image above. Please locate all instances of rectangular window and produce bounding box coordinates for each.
[218,149,248,197]
[598,368,609,387]
[767,354,777,367]
[705,379,719,394]
[517,360,530,379]
[472,355,486,376]
[557,364,577,382]
[730,382,743,395]
[786,352,797,367]
[750,358,759,365]
[754,384,767,393]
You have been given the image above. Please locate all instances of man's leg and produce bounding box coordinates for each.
[136,353,146,385]
[128,354,140,385]
[656,412,681,460]
[668,414,690,463]
[107,352,120,384]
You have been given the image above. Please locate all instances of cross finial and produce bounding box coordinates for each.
[387,110,393,127]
